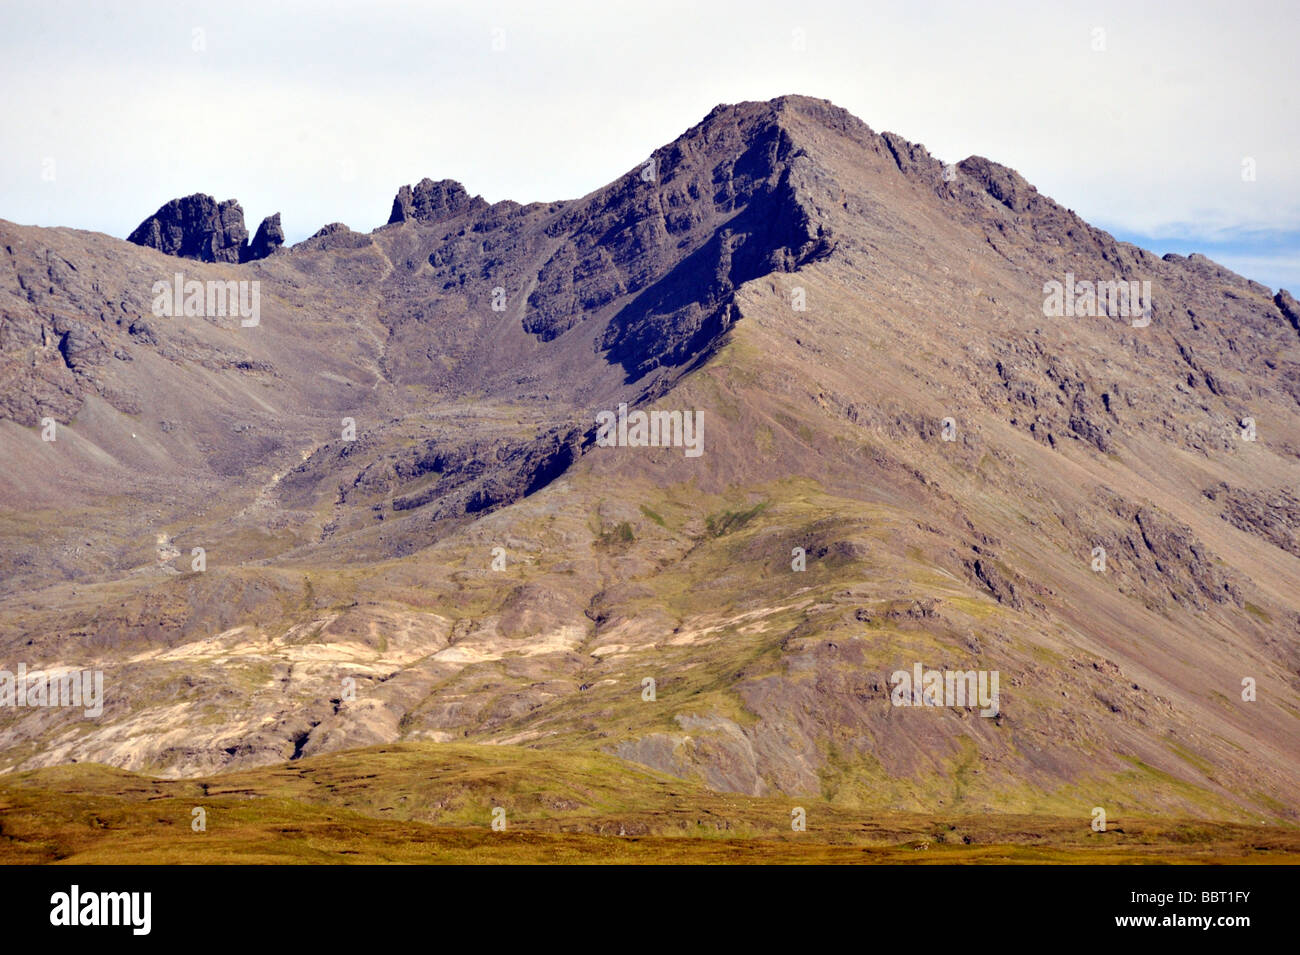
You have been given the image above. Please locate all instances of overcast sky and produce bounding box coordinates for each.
[1,0,1296,289]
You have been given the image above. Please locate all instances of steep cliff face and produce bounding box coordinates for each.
[366,100,840,400]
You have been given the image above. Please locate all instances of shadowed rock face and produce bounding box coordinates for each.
[127,193,281,263]
[1277,289,1300,335]
[372,101,837,393]
[127,194,248,262]
[246,212,284,261]
[522,116,835,376]
[2,95,1299,821]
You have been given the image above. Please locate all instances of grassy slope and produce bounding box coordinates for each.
[0,742,1295,864]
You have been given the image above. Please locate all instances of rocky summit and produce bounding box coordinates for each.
[127,193,282,264]
[1,95,1298,834]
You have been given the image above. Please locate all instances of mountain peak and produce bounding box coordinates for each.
[699,93,871,132]
[126,193,281,263]
[388,177,487,225]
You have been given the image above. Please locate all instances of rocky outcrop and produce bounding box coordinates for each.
[1276,289,1300,336]
[1204,482,1300,558]
[127,194,281,263]
[127,194,248,262]
[1106,502,1246,610]
[297,222,372,252]
[881,131,945,180]
[388,178,486,224]
[969,555,1025,609]
[246,213,284,260]
[957,155,1042,213]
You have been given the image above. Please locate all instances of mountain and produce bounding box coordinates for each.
[1,95,1297,831]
